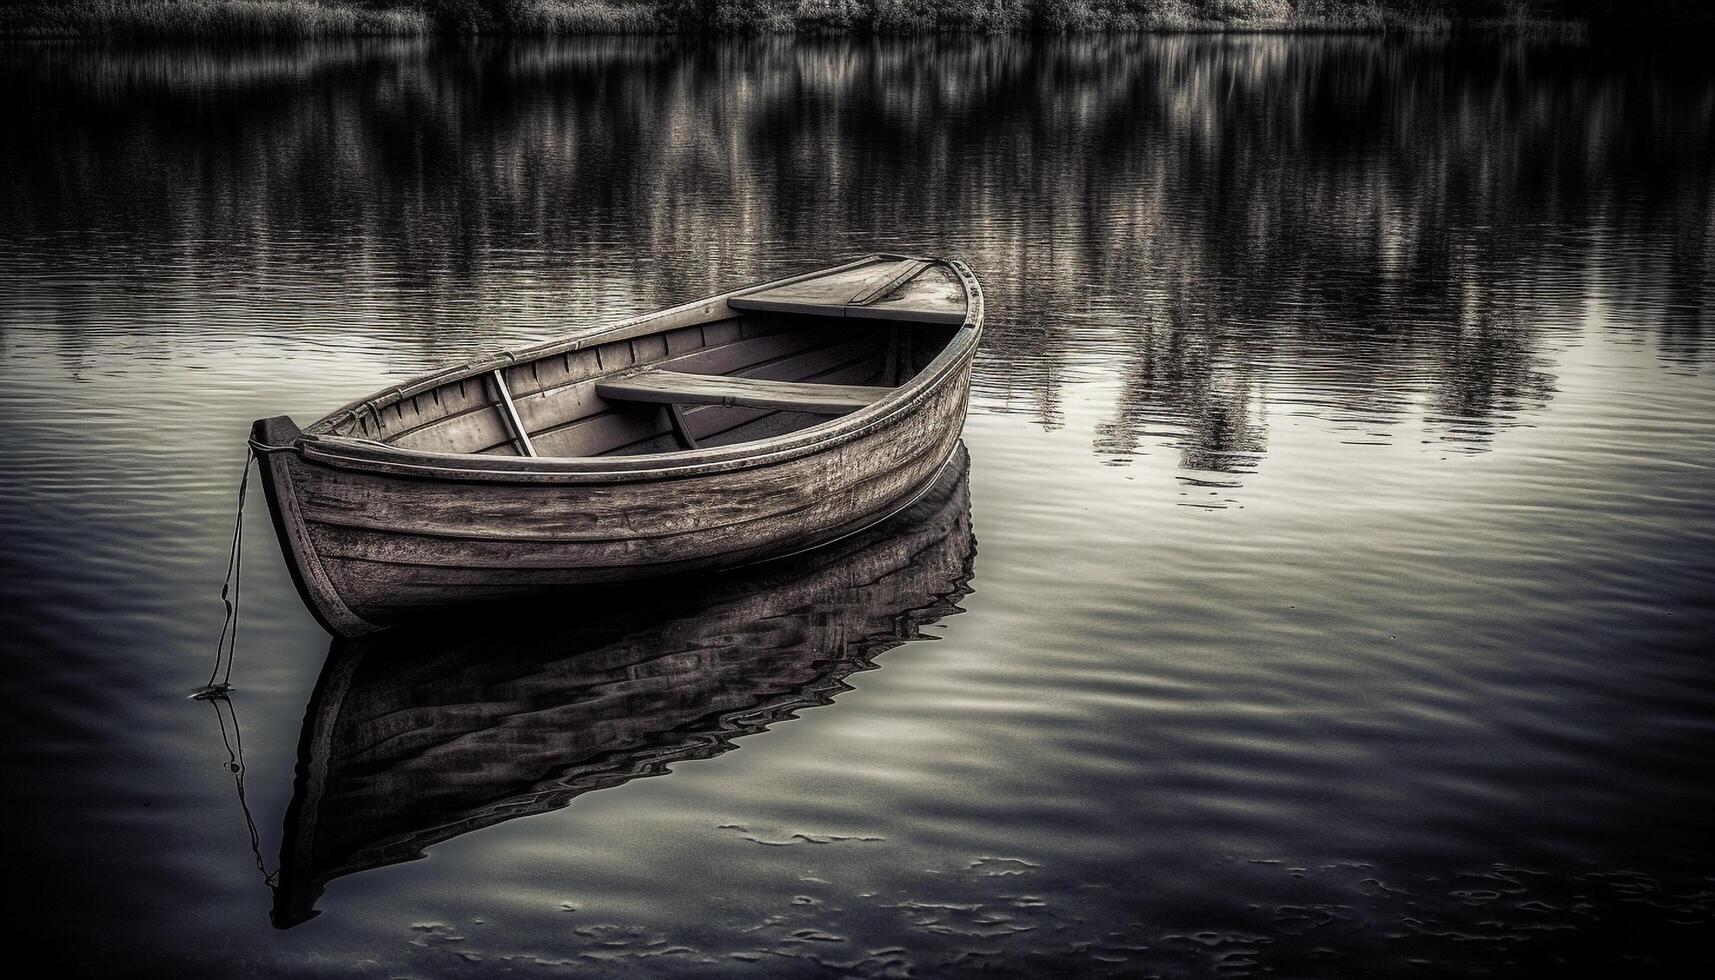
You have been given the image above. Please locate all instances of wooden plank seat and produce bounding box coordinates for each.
[596,368,893,415]
[727,256,968,324]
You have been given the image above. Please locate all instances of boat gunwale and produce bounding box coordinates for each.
[291,255,982,483]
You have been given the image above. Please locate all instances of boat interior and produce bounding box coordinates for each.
[312,258,969,458]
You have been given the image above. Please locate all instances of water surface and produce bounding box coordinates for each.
[2,34,1713,976]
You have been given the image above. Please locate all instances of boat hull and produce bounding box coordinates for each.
[253,353,971,636]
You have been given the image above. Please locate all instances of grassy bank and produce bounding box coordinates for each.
[3,0,1666,39]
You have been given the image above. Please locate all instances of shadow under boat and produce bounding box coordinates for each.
[270,444,976,928]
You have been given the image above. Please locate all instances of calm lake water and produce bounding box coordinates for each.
[2,34,1713,977]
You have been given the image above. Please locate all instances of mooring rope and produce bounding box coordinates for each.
[190,446,279,891]
[196,447,255,698]
[189,444,284,895]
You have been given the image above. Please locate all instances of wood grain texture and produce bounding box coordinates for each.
[850,263,968,324]
[596,369,891,414]
[253,257,983,635]
[298,379,968,623]
[848,259,933,306]
[728,257,966,324]
[725,257,902,317]
[251,417,377,638]
[392,322,866,457]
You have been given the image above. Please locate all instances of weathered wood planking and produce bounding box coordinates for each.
[851,263,968,324]
[596,369,891,414]
[387,320,776,455]
[848,259,933,306]
[304,421,963,616]
[275,374,966,625]
[270,446,973,926]
[729,256,966,324]
[726,257,905,317]
[252,255,983,636]
[391,323,874,458]
[293,380,967,612]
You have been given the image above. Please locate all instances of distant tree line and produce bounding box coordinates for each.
[409,1,1708,33]
[3,0,1710,38]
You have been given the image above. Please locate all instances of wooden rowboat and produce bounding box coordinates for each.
[269,449,974,926]
[251,255,983,636]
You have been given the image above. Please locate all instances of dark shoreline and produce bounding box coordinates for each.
[0,1,1608,41]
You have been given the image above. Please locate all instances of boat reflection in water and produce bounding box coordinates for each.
[270,445,976,927]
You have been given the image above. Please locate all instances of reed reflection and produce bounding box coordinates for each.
[262,446,975,928]
[3,36,1708,471]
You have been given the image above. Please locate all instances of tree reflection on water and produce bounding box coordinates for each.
[3,35,1707,474]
